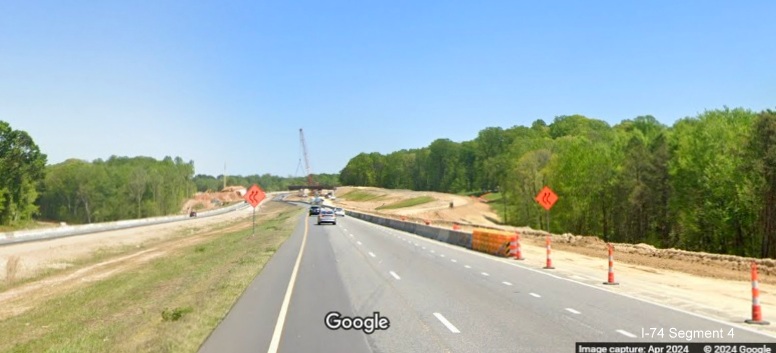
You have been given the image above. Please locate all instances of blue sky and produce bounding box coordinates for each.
[1,1,774,177]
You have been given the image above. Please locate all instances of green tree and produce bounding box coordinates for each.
[749,109,776,257]
[669,108,757,254]
[0,121,47,225]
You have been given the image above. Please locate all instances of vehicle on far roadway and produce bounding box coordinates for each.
[317,209,337,225]
[189,211,197,217]
[334,208,345,217]
[309,205,321,216]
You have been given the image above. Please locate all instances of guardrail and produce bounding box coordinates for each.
[0,202,251,246]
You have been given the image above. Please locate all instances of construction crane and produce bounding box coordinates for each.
[289,129,332,194]
[299,128,315,186]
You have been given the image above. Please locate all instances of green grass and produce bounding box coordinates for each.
[0,203,302,353]
[375,196,434,210]
[340,190,386,202]
[0,221,59,233]
[483,192,502,202]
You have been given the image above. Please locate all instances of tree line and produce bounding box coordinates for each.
[0,120,203,226]
[37,156,197,224]
[340,108,776,258]
[192,173,341,193]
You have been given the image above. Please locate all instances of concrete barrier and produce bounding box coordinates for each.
[0,201,251,246]
[346,210,473,251]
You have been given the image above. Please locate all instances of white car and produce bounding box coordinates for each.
[318,209,337,225]
[334,207,345,217]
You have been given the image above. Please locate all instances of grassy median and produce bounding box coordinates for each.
[340,190,386,202]
[375,196,434,210]
[0,202,302,353]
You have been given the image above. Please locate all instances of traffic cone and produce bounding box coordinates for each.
[543,235,555,269]
[603,243,619,285]
[511,233,524,260]
[745,262,769,325]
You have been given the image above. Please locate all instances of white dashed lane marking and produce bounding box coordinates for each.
[389,271,401,280]
[529,293,541,298]
[502,281,512,286]
[565,308,581,314]
[433,313,460,333]
[617,330,637,338]
[368,252,376,258]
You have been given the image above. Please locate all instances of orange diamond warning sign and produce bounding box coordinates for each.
[534,186,558,211]
[245,184,265,208]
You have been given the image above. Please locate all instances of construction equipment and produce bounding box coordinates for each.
[300,128,315,187]
[289,128,333,192]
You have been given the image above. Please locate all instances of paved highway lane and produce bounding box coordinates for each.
[200,203,776,353]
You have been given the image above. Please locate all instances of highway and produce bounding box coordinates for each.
[199,202,776,353]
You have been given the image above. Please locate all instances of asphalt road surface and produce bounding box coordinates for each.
[199,202,776,353]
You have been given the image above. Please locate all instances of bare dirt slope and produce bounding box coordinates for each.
[328,186,776,335]
[331,186,502,227]
[180,186,247,213]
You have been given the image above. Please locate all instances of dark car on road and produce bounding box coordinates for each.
[309,206,321,216]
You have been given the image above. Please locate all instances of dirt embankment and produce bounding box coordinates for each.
[180,186,247,213]
[324,186,776,285]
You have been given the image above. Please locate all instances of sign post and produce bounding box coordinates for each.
[244,184,266,236]
[534,186,558,232]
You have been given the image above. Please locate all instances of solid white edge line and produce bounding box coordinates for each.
[369,251,376,258]
[502,281,513,286]
[267,216,309,353]
[389,271,401,280]
[565,308,581,314]
[529,293,541,298]
[345,216,776,340]
[433,313,461,333]
[617,329,637,338]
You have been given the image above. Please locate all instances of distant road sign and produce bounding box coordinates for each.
[245,184,266,208]
[535,186,558,211]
